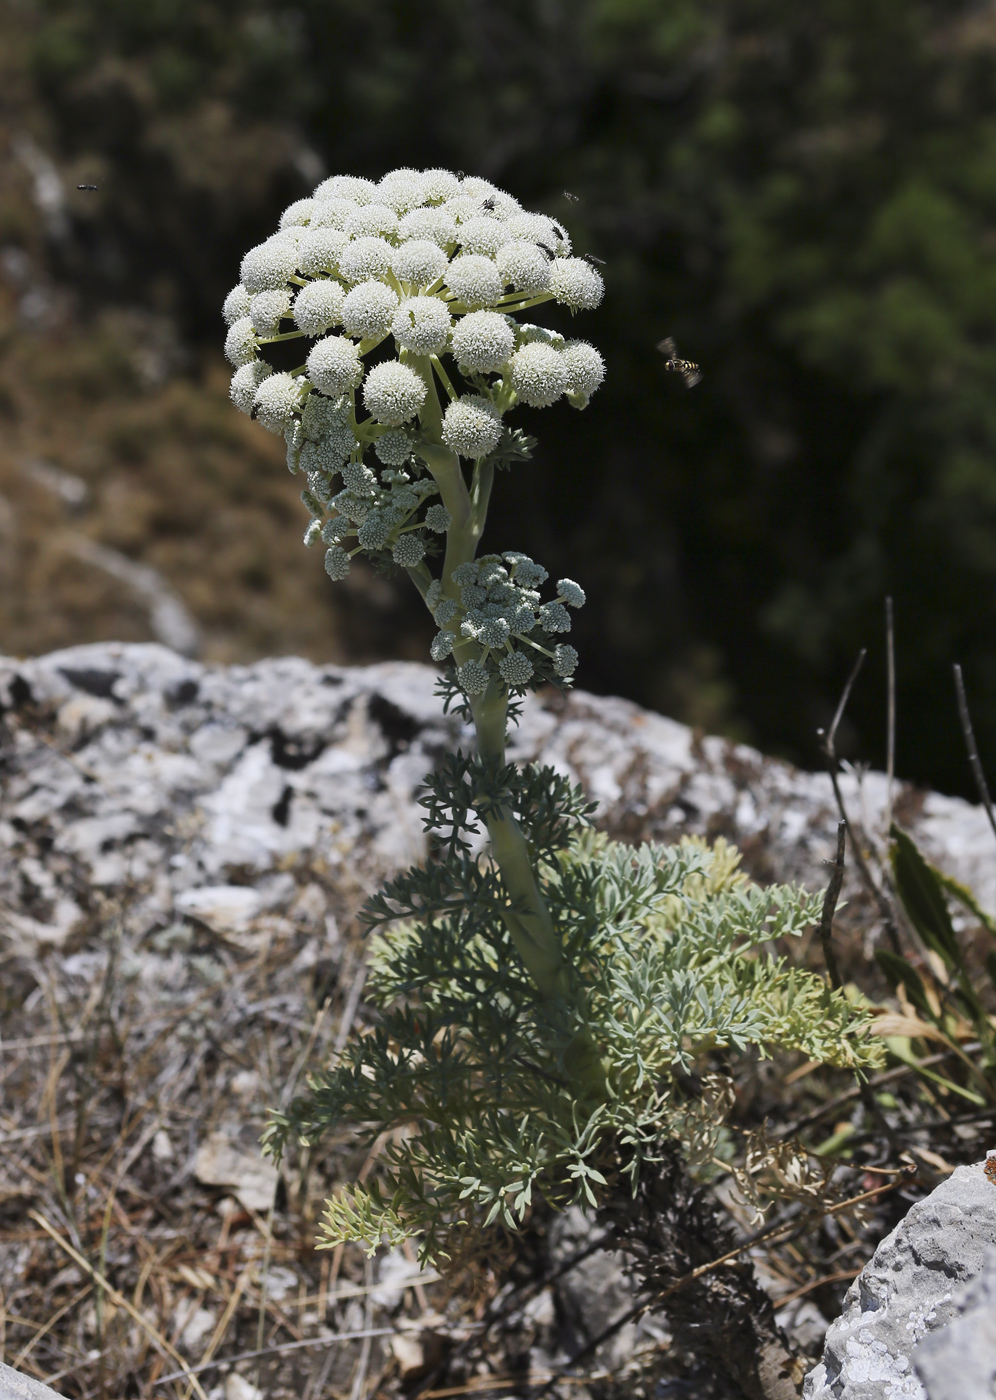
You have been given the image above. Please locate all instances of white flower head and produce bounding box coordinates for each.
[342,280,399,339]
[324,545,351,580]
[539,601,572,632]
[378,169,427,214]
[451,310,514,373]
[553,644,579,677]
[298,227,349,276]
[250,289,292,337]
[397,207,457,249]
[392,296,452,354]
[557,578,586,608]
[294,280,345,337]
[253,371,302,433]
[458,659,490,695]
[374,430,412,466]
[315,175,377,205]
[306,335,363,396]
[229,361,272,414]
[551,257,603,311]
[345,203,399,240]
[420,168,462,202]
[392,240,449,287]
[518,323,565,348]
[310,197,359,230]
[499,652,534,688]
[393,534,427,567]
[339,236,394,283]
[279,198,315,228]
[441,195,482,225]
[464,183,522,219]
[362,361,427,426]
[223,285,251,326]
[510,342,568,407]
[561,340,605,398]
[445,254,502,307]
[224,316,258,367]
[496,240,552,295]
[240,234,300,292]
[430,630,456,660]
[458,216,512,258]
[425,504,451,532]
[506,212,560,248]
[442,394,503,459]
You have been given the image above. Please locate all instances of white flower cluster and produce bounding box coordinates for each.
[425,553,584,695]
[225,168,604,693]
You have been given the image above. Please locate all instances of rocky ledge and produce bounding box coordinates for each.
[3,641,995,953]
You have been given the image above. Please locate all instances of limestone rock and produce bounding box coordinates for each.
[804,1162,996,1400]
[0,1364,69,1400]
[913,1246,996,1400]
[4,641,996,962]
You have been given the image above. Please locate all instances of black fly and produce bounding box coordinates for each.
[563,190,580,202]
[656,337,702,388]
[584,253,605,266]
[536,242,556,261]
[77,184,99,191]
[552,220,567,241]
[480,197,497,213]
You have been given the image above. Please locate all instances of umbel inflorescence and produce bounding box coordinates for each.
[223,167,603,695]
[234,173,882,1286]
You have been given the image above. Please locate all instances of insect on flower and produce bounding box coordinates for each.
[657,337,702,388]
[536,242,556,261]
[584,254,606,267]
[480,197,497,213]
[552,221,568,242]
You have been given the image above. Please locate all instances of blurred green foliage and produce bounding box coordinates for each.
[13,0,996,794]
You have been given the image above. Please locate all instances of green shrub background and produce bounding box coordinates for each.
[4,0,996,796]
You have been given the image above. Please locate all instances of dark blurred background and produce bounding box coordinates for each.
[3,0,996,796]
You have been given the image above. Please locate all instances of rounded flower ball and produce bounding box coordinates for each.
[306,335,363,396]
[451,311,514,373]
[510,342,569,408]
[253,372,301,433]
[342,281,398,339]
[442,395,503,459]
[392,296,452,354]
[445,255,502,308]
[294,280,345,337]
[362,361,427,426]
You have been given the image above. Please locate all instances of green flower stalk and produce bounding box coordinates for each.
[227,172,882,1378]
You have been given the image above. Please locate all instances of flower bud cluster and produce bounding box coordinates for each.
[424,553,584,695]
[226,168,603,692]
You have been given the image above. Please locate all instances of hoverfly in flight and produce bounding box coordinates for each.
[656,337,702,388]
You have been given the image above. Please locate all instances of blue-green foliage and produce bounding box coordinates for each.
[265,757,881,1265]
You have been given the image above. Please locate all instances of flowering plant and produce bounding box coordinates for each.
[228,167,880,1395]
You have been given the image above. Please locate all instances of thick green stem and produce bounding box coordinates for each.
[406,356,606,1095]
[471,689,607,1096]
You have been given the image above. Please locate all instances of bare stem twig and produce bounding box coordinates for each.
[885,597,896,834]
[953,663,996,850]
[817,650,903,956]
[818,821,847,991]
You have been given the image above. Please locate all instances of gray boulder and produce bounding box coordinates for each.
[0,1362,68,1400]
[4,640,996,959]
[804,1162,996,1400]
[913,1245,996,1400]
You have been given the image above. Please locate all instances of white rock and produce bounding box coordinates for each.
[914,1245,996,1399]
[174,885,262,933]
[193,1132,278,1213]
[804,1162,996,1400]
